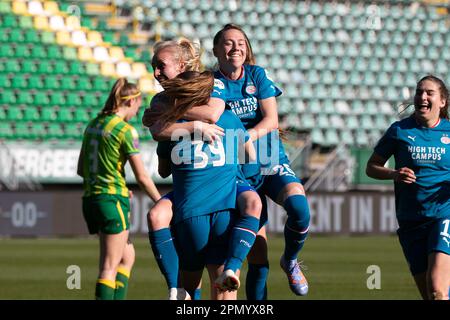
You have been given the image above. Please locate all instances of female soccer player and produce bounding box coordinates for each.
[143,38,263,299]
[153,70,256,299]
[77,78,161,300]
[366,75,450,300]
[210,24,311,298]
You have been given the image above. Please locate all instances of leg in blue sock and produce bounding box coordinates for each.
[246,227,269,300]
[246,263,269,300]
[148,228,179,289]
[225,191,261,272]
[283,194,310,260]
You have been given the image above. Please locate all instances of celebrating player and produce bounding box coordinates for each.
[143,38,262,299]
[366,75,450,300]
[211,24,311,298]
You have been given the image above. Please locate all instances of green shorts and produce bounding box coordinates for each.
[82,194,130,235]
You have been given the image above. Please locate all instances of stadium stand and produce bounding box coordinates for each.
[1,0,450,189]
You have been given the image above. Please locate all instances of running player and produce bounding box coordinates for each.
[366,75,450,300]
[77,78,161,300]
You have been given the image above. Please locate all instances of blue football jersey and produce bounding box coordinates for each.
[374,116,450,222]
[212,64,289,168]
[157,110,249,224]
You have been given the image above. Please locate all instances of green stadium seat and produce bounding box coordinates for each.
[0,44,14,57]
[0,107,5,120]
[86,63,100,76]
[316,114,330,128]
[49,92,66,106]
[11,75,28,89]
[27,74,44,89]
[24,29,39,43]
[60,77,76,90]
[29,122,46,139]
[2,14,18,28]
[63,47,77,60]
[80,16,94,29]
[69,61,85,75]
[6,105,23,120]
[54,60,69,74]
[0,28,8,42]
[0,122,13,139]
[82,93,97,106]
[355,129,369,146]
[77,76,92,91]
[299,113,315,130]
[0,2,11,13]
[15,122,30,139]
[10,29,24,43]
[0,90,15,104]
[34,92,50,106]
[57,108,73,122]
[374,115,388,129]
[41,31,55,44]
[46,45,62,59]
[44,75,60,89]
[324,129,339,146]
[346,115,359,129]
[22,60,37,73]
[360,115,374,129]
[47,123,64,139]
[73,108,90,122]
[0,74,10,88]
[14,44,30,58]
[40,106,57,121]
[64,122,82,139]
[92,76,109,91]
[340,130,354,145]
[30,44,46,59]
[311,128,325,145]
[16,91,33,105]
[18,15,33,29]
[66,92,82,106]
[36,60,53,74]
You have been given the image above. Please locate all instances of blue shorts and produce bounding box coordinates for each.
[172,210,233,272]
[261,163,302,201]
[397,216,450,275]
[236,179,268,229]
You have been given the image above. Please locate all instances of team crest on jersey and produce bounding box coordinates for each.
[214,79,225,89]
[441,134,450,144]
[246,84,257,94]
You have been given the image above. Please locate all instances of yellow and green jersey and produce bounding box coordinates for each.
[80,114,140,197]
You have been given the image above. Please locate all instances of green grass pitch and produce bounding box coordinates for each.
[0,235,420,300]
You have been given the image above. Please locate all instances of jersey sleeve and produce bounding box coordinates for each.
[253,65,282,100]
[156,141,171,159]
[122,126,140,157]
[211,77,227,101]
[373,123,398,160]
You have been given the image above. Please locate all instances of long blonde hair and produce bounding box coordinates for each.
[100,78,140,115]
[152,38,202,72]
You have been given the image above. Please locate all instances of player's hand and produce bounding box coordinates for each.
[393,167,416,184]
[129,190,134,199]
[194,121,224,143]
